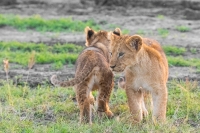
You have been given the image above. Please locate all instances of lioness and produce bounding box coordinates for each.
[109,29,168,123]
[51,27,114,124]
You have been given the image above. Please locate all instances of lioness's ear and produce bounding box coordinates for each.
[126,35,142,51]
[85,26,94,39]
[113,28,121,36]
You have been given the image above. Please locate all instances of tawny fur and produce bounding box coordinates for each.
[109,30,168,123]
[51,27,114,124]
[117,76,152,118]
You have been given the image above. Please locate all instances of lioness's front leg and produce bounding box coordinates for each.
[152,85,168,123]
[125,86,143,123]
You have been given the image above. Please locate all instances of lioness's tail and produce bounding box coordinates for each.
[50,60,96,87]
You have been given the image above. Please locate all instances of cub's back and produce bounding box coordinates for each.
[143,38,168,81]
[75,47,109,73]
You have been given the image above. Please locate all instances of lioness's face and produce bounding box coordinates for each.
[109,34,143,72]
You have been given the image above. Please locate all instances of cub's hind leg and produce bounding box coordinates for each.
[97,70,114,118]
[75,82,92,124]
[152,85,167,123]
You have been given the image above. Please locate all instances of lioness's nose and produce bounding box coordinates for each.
[110,65,116,69]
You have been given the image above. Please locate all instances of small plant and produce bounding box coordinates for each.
[157,14,165,20]
[157,28,169,38]
[136,29,145,35]
[176,25,190,32]
[52,61,64,70]
[26,51,36,82]
[3,59,9,82]
[190,48,197,54]
[122,29,130,34]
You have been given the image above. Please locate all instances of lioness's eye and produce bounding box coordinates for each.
[109,52,112,56]
[119,52,124,57]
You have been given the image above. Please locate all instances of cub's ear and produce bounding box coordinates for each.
[113,28,121,36]
[126,35,142,51]
[85,26,95,39]
[108,28,121,41]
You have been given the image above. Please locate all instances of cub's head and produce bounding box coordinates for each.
[84,26,121,50]
[109,29,143,72]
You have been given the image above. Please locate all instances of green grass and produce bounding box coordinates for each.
[167,56,200,70]
[0,80,199,132]
[157,14,165,20]
[190,48,197,54]
[0,41,84,67]
[157,28,169,38]
[122,29,130,34]
[136,29,145,35]
[176,25,190,32]
[0,14,100,32]
[163,45,186,55]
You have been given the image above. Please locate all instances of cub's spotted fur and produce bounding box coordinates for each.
[51,27,114,124]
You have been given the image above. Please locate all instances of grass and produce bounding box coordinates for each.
[157,28,169,38]
[0,14,100,32]
[167,56,200,70]
[190,48,197,54]
[0,79,199,132]
[0,41,84,67]
[163,45,186,55]
[176,25,190,32]
[136,29,145,35]
[157,14,165,20]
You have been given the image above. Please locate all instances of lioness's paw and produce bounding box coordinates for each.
[50,75,59,86]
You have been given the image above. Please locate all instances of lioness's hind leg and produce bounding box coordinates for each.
[76,82,92,124]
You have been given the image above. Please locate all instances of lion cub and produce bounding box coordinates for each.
[109,29,168,123]
[51,27,114,124]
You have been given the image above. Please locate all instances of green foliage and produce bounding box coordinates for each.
[163,45,186,55]
[157,28,169,38]
[176,25,190,32]
[0,41,83,66]
[0,14,100,32]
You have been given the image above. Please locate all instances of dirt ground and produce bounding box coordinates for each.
[0,0,200,87]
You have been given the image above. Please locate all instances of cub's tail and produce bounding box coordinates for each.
[50,60,96,87]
